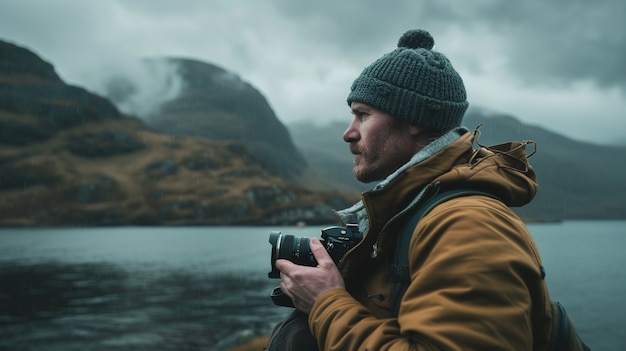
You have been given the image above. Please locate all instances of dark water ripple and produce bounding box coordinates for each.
[0,261,289,350]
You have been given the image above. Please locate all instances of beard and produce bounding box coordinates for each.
[350,142,411,183]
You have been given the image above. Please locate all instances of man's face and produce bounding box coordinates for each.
[343,102,418,183]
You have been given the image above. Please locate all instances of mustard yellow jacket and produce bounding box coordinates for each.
[309,128,552,350]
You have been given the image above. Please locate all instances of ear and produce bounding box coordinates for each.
[408,124,425,138]
[408,124,437,150]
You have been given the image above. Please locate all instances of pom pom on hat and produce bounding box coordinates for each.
[347,29,468,132]
[397,29,434,50]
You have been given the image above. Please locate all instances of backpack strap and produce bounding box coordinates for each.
[388,189,591,351]
[549,301,591,351]
[389,188,498,317]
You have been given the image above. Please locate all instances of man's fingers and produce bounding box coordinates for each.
[310,238,334,267]
[275,258,294,273]
[276,238,333,273]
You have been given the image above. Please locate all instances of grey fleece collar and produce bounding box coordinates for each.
[335,127,468,230]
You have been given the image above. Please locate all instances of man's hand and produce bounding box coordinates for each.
[275,237,345,313]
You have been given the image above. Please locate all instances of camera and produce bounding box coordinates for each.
[267,224,362,307]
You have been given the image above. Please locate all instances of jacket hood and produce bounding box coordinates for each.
[433,129,538,207]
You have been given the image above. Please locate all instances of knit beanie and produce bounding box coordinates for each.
[347,29,468,132]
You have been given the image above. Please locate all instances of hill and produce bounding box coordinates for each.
[288,110,626,221]
[101,57,306,180]
[4,37,623,225]
[0,40,356,227]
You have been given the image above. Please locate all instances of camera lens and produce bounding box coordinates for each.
[268,232,316,278]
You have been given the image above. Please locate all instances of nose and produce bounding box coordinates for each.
[343,117,359,143]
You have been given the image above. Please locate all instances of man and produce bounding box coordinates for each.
[275,29,552,350]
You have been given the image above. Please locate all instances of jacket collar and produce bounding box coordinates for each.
[336,127,470,231]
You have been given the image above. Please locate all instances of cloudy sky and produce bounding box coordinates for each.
[1,0,625,145]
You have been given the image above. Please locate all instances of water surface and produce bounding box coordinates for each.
[1,222,624,350]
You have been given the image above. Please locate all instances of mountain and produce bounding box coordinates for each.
[463,110,626,220]
[0,40,356,227]
[4,37,623,225]
[288,110,626,221]
[103,58,306,180]
[0,41,124,144]
[287,121,372,193]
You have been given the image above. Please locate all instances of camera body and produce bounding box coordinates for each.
[267,224,362,307]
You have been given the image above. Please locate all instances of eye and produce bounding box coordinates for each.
[354,111,369,120]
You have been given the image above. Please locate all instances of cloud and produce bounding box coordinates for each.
[1,0,625,145]
[273,0,626,91]
[466,72,626,143]
[83,59,186,118]
[476,0,626,90]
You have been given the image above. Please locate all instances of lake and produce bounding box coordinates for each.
[0,221,624,350]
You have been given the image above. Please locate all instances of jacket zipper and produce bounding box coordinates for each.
[370,184,436,258]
